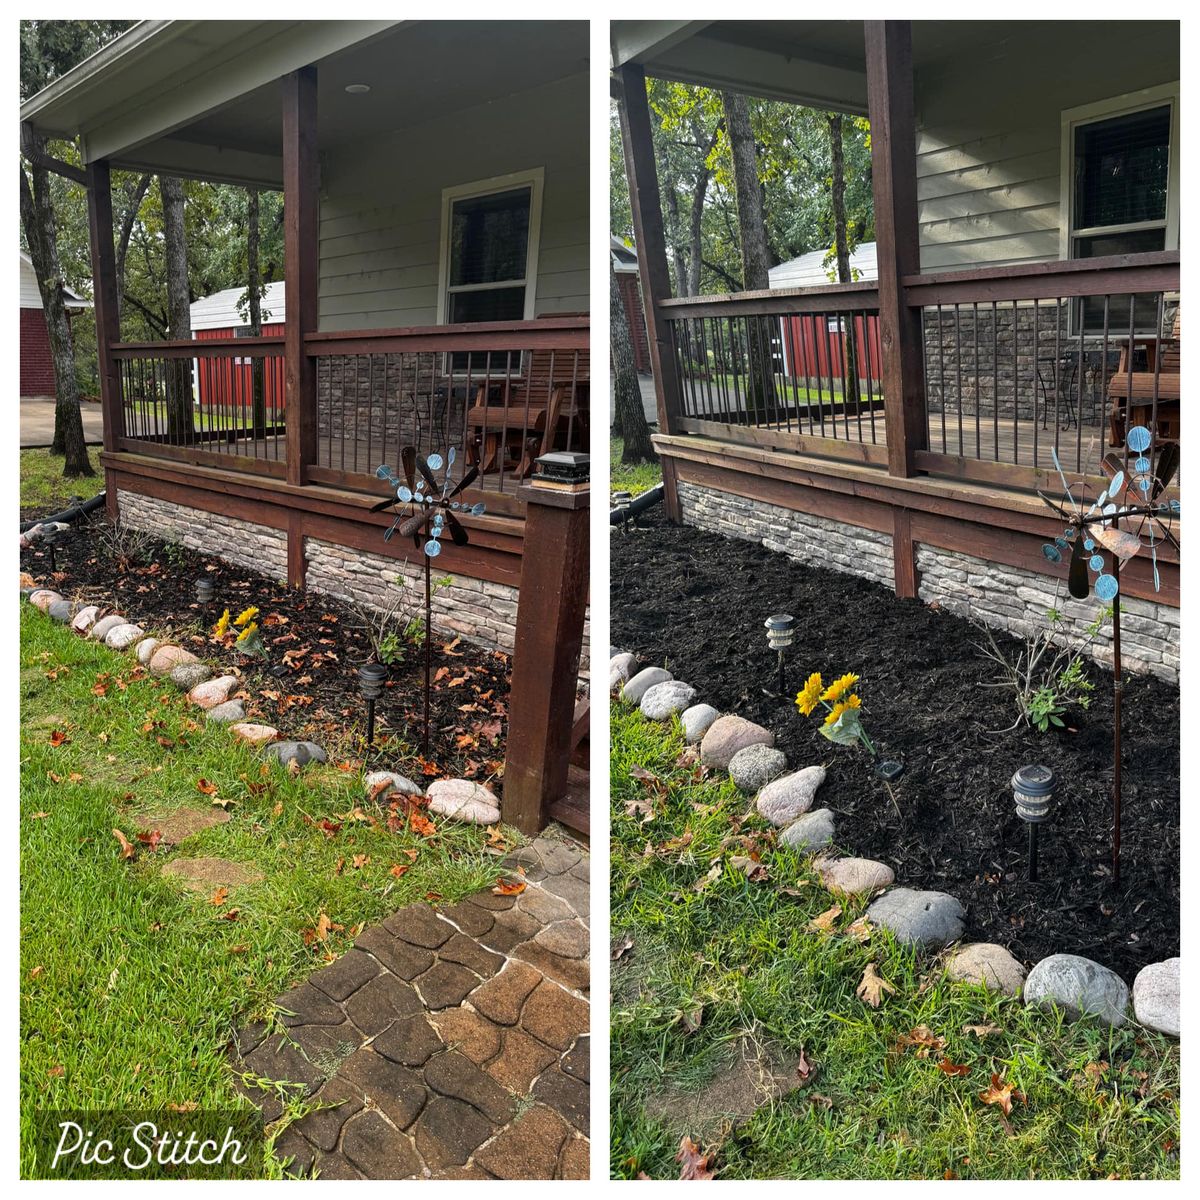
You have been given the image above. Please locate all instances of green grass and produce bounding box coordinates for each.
[20,606,518,1178]
[20,449,105,516]
[609,703,1179,1180]
[611,436,663,498]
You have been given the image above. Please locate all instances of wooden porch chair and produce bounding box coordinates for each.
[1107,310,1181,447]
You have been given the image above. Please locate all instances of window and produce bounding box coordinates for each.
[438,170,543,371]
[1062,86,1178,332]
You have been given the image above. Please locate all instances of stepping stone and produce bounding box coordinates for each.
[640,680,696,721]
[170,662,212,691]
[263,741,327,768]
[609,652,637,690]
[308,950,381,1002]
[814,855,894,898]
[700,714,773,770]
[105,623,144,650]
[71,605,100,633]
[1132,958,1179,1037]
[136,637,161,665]
[365,770,422,798]
[229,722,279,745]
[533,920,589,959]
[47,599,74,623]
[520,979,588,1051]
[426,779,500,825]
[139,806,231,845]
[149,645,198,676]
[90,614,127,641]
[681,703,720,744]
[29,589,63,612]
[374,1015,444,1069]
[866,887,966,949]
[945,942,1026,996]
[473,1104,574,1180]
[757,765,826,826]
[620,666,672,705]
[188,675,240,709]
[1024,953,1128,1027]
[469,961,542,1025]
[424,1049,515,1125]
[729,744,787,792]
[206,699,246,724]
[162,856,263,892]
[779,807,836,853]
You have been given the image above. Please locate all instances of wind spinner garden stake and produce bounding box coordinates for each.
[373,446,485,757]
[1037,426,1179,884]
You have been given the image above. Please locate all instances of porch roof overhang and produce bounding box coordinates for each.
[22,20,590,189]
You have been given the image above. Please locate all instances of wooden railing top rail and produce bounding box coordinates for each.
[305,316,590,357]
[661,281,880,319]
[112,336,286,359]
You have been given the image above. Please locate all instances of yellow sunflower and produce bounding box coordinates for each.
[823,694,862,726]
[234,606,259,628]
[235,621,258,644]
[820,672,860,704]
[213,609,231,638]
[795,672,824,717]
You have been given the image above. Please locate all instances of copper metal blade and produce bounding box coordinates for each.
[448,465,480,498]
[446,511,470,545]
[1068,532,1090,599]
[415,454,439,493]
[401,445,417,493]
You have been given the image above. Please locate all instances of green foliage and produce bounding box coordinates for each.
[20,450,106,516]
[611,436,663,499]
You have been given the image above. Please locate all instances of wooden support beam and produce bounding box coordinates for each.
[287,510,306,589]
[864,21,926,479]
[282,66,318,487]
[892,506,917,599]
[85,158,122,521]
[616,63,685,510]
[502,473,590,835]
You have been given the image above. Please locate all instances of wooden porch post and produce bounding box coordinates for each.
[865,20,927,480]
[502,456,590,835]
[282,66,318,495]
[616,62,683,521]
[85,159,122,519]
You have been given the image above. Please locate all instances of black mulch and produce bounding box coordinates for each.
[612,509,1179,981]
[21,515,511,790]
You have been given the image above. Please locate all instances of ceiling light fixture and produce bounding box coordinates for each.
[344,83,370,94]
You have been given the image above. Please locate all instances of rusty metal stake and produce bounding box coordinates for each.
[1112,554,1122,884]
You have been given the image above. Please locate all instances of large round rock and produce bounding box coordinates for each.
[170,662,213,691]
[640,680,696,721]
[700,714,774,770]
[756,765,825,826]
[621,666,672,705]
[1132,958,1179,1037]
[206,699,246,724]
[89,614,127,641]
[815,855,894,898]
[1024,953,1128,1027]
[681,704,719,745]
[149,645,199,677]
[29,589,63,613]
[136,637,161,666]
[729,744,787,793]
[865,887,966,949]
[105,623,145,650]
[945,943,1026,996]
[188,676,240,709]
[263,741,327,769]
[47,599,74,623]
[779,808,835,852]
[71,605,100,633]
[427,779,500,825]
[609,652,638,691]
[365,770,422,798]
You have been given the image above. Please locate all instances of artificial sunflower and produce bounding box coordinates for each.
[235,621,259,645]
[213,609,231,638]
[796,672,824,716]
[234,606,259,628]
[820,672,860,704]
[823,694,862,727]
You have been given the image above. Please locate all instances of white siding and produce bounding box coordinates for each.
[20,252,91,310]
[317,72,588,331]
[190,280,286,330]
[914,23,1177,271]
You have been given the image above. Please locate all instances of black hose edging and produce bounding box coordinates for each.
[609,482,665,525]
[20,492,106,533]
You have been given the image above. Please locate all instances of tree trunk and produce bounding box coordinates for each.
[18,147,93,477]
[247,188,267,437]
[610,268,657,464]
[721,89,775,415]
[828,113,861,412]
[661,161,690,298]
[159,174,195,444]
[115,173,151,323]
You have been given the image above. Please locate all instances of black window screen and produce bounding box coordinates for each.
[449,187,531,288]
[1073,105,1170,231]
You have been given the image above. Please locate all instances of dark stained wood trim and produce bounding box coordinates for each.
[676,416,889,466]
[303,465,525,521]
[282,66,318,486]
[893,507,917,599]
[104,467,118,521]
[112,336,285,358]
[660,454,681,523]
[287,510,306,589]
[661,283,879,318]
[115,437,288,478]
[864,20,927,479]
[85,159,122,453]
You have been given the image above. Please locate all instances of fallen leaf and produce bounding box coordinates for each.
[136,829,163,852]
[937,1058,971,1077]
[807,904,843,934]
[209,887,230,907]
[979,1073,1025,1116]
[196,779,219,796]
[218,908,240,922]
[796,1047,818,1086]
[48,1065,65,1078]
[493,878,527,896]
[48,730,69,747]
[409,810,437,837]
[844,917,874,943]
[676,1134,715,1181]
[962,1023,1003,1038]
[113,829,136,860]
[29,965,44,980]
[29,811,50,820]
[611,934,634,962]
[351,854,370,870]
[856,962,896,1008]
[894,1026,946,1059]
[679,1005,704,1035]
[390,863,410,878]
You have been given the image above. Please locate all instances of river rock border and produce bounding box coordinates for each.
[611,647,1179,1039]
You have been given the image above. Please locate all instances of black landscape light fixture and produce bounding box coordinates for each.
[612,490,632,530]
[764,613,796,697]
[358,661,388,749]
[194,575,216,607]
[42,524,64,574]
[1012,764,1055,882]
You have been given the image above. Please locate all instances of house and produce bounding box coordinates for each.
[189,281,287,414]
[22,19,591,832]
[19,250,92,398]
[613,19,1179,681]
[611,235,651,373]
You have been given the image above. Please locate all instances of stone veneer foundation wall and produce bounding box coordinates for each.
[675,479,1178,684]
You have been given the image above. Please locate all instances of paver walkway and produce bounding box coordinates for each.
[231,832,590,1179]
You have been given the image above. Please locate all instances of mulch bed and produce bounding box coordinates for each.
[20,514,511,790]
[612,509,1179,980]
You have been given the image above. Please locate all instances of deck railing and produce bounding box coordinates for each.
[110,316,590,500]
[658,252,1179,489]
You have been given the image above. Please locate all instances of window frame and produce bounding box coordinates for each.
[436,168,545,329]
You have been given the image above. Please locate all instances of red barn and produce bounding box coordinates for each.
[611,236,650,373]
[189,281,286,412]
[20,251,92,398]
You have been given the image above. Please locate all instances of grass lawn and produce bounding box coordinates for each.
[20,449,105,517]
[611,436,663,499]
[19,606,516,1178]
[609,703,1179,1180]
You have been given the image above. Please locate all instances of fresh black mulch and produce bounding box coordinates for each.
[20,515,511,790]
[612,509,1179,981]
